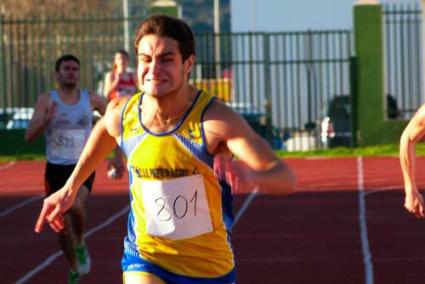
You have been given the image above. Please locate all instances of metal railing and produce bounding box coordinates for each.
[384,3,423,120]
[0,14,352,151]
[194,31,353,151]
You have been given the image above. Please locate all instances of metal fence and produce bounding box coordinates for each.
[384,3,423,119]
[194,31,353,151]
[0,14,146,108]
[0,14,352,151]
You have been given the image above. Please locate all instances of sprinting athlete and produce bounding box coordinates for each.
[26,54,107,283]
[33,16,296,284]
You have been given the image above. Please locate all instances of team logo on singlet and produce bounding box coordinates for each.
[77,115,90,127]
[188,128,202,139]
[130,166,200,179]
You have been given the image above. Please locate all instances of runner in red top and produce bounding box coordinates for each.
[103,50,137,179]
[103,50,138,101]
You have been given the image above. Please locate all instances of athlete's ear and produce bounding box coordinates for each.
[184,55,195,76]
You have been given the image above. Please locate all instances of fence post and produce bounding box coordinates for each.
[422,0,425,102]
[353,1,385,146]
[0,15,5,110]
[350,56,358,147]
[263,33,273,140]
[353,0,408,146]
[305,30,314,130]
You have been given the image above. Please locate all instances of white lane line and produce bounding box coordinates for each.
[15,252,63,284]
[357,156,374,284]
[0,161,15,171]
[233,187,259,226]
[84,205,130,237]
[0,195,43,219]
[15,205,130,284]
[364,187,400,196]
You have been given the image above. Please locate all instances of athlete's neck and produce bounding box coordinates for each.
[115,66,126,74]
[57,87,80,105]
[141,85,197,131]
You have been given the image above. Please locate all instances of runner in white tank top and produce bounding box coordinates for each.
[25,55,108,284]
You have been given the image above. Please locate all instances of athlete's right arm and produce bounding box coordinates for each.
[103,71,119,99]
[34,98,127,233]
[400,104,425,217]
[25,94,54,143]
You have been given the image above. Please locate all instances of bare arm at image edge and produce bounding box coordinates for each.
[400,104,425,217]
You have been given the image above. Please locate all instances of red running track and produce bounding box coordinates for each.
[1,157,425,283]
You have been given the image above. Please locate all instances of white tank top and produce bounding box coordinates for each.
[45,89,93,165]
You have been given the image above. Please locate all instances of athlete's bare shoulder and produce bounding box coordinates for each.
[87,91,107,115]
[204,99,257,137]
[203,99,260,154]
[104,95,132,137]
[109,95,131,111]
[33,92,52,111]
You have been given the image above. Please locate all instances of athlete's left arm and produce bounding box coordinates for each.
[204,101,295,195]
[90,92,108,116]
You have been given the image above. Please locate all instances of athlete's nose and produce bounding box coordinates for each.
[149,59,162,76]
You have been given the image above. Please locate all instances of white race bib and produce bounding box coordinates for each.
[50,129,86,160]
[141,174,213,240]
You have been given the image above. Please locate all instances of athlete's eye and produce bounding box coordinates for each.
[161,56,174,62]
[138,56,151,63]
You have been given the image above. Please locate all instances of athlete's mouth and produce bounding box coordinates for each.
[146,78,166,83]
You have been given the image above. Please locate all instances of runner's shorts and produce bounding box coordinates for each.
[122,251,236,284]
[44,162,95,196]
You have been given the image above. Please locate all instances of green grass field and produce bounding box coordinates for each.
[278,143,425,158]
[2,143,425,162]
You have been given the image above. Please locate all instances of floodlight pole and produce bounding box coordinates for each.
[214,0,221,77]
[422,0,425,101]
[251,0,256,31]
[123,0,130,52]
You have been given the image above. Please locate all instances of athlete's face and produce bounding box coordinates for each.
[55,60,80,88]
[114,52,128,69]
[137,34,194,97]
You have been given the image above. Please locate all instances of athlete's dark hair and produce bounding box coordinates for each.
[116,49,129,59]
[55,54,80,72]
[112,50,130,73]
[134,15,195,61]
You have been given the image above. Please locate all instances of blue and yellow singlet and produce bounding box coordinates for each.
[119,91,235,279]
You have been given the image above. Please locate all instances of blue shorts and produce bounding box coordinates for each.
[121,251,236,284]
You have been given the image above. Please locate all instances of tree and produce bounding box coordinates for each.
[0,0,115,17]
